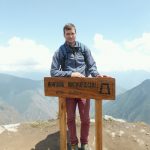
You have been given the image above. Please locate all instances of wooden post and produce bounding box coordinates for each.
[95,99,103,150]
[59,97,67,150]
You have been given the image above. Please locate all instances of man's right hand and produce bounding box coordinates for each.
[71,72,85,77]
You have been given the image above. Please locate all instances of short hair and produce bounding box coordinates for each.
[63,23,76,34]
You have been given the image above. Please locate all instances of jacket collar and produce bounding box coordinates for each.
[64,41,80,52]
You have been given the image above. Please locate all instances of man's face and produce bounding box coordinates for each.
[64,28,76,44]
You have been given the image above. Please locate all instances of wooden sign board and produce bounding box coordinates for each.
[44,77,115,100]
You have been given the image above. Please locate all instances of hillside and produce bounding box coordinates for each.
[0,72,150,125]
[103,79,150,124]
[0,73,58,124]
[0,100,21,124]
[0,117,150,150]
[0,73,128,125]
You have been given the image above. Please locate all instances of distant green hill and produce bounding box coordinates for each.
[103,79,150,124]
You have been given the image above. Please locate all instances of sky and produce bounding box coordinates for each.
[0,0,150,79]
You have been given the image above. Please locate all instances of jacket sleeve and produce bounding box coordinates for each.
[50,49,72,77]
[84,46,100,77]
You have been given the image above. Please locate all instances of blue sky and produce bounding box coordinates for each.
[0,0,150,78]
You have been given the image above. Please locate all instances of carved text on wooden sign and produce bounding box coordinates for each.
[44,77,115,100]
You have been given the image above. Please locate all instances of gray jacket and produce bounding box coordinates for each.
[50,41,99,77]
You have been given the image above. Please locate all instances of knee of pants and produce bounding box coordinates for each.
[67,116,75,124]
[81,118,90,125]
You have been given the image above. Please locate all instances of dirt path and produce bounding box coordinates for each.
[0,119,150,150]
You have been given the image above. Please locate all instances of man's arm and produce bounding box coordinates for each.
[50,50,72,77]
[84,46,100,77]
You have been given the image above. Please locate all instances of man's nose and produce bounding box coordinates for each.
[69,34,73,38]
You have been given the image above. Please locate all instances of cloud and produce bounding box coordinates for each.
[0,37,52,72]
[92,33,150,72]
[1,34,150,74]
[124,33,150,55]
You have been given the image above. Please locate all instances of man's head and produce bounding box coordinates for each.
[63,23,76,46]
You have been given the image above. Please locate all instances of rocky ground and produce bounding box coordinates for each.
[0,116,150,150]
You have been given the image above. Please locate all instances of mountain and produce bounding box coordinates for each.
[0,71,150,125]
[3,70,150,90]
[0,73,58,124]
[116,85,126,95]
[103,79,150,124]
[0,99,21,124]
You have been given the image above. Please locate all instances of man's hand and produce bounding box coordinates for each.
[71,72,85,77]
[96,75,112,78]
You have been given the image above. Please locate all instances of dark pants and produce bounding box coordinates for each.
[66,98,90,145]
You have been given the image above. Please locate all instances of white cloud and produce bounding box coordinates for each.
[1,34,150,74]
[0,37,52,72]
[124,33,150,55]
[92,33,150,72]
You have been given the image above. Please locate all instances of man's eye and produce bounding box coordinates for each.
[66,33,75,36]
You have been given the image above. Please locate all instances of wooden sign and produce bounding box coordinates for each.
[44,77,116,150]
[44,77,115,100]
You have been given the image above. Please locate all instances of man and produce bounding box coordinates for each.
[51,23,101,150]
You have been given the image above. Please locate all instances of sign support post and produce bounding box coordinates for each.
[59,97,67,150]
[95,99,103,150]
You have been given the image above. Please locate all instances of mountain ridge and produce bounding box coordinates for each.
[0,73,58,125]
[103,79,150,124]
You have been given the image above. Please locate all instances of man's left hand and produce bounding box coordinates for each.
[96,75,112,78]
